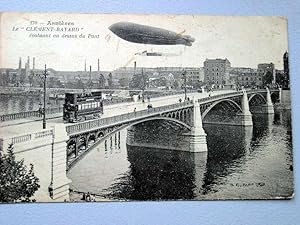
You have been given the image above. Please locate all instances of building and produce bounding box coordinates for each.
[257,62,275,84]
[257,63,275,75]
[229,67,263,88]
[113,66,203,89]
[235,71,263,88]
[283,51,289,89]
[204,58,231,88]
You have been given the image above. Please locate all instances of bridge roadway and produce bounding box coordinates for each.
[0,90,233,138]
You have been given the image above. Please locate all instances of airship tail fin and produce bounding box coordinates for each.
[176,35,195,46]
[183,35,195,43]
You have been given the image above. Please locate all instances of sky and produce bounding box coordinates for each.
[0,13,288,71]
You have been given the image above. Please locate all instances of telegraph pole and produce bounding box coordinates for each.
[182,70,187,100]
[43,65,47,129]
[142,68,145,103]
[35,64,48,129]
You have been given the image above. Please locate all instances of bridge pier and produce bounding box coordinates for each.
[48,125,72,201]
[126,126,135,145]
[190,152,208,196]
[237,90,253,126]
[188,100,208,152]
[260,88,275,114]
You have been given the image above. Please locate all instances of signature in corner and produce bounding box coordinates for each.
[229,182,265,187]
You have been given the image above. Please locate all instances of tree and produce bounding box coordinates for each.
[48,77,55,88]
[0,144,40,203]
[173,80,179,89]
[118,77,129,88]
[76,79,85,90]
[108,73,113,88]
[187,80,203,89]
[98,74,106,88]
[28,74,34,87]
[129,73,149,89]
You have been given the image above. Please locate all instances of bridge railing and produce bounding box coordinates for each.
[0,107,64,122]
[10,129,54,145]
[102,98,134,105]
[0,110,41,121]
[196,89,272,104]
[145,90,196,99]
[65,88,279,136]
[66,101,193,135]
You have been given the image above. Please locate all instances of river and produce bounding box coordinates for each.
[68,109,293,200]
[0,95,63,115]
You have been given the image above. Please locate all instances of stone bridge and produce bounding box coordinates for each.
[65,88,280,170]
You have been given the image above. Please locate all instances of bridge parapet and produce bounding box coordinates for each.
[66,101,193,136]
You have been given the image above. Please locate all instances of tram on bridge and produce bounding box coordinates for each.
[63,91,104,123]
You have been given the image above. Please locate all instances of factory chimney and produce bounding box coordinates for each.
[32,57,35,70]
[134,61,137,75]
[18,57,22,76]
[89,65,92,82]
[18,57,22,69]
[27,56,30,70]
[98,59,100,72]
[84,59,87,72]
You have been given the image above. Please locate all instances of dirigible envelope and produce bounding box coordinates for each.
[109,22,195,46]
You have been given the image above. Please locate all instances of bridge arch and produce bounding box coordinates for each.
[116,116,192,134]
[67,116,192,170]
[248,93,267,104]
[202,99,243,119]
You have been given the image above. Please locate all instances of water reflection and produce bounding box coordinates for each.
[0,95,63,115]
[103,147,208,200]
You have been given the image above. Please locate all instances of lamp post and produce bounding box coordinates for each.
[34,64,49,129]
[142,68,145,103]
[182,70,187,101]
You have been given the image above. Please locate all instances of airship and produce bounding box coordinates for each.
[109,22,195,46]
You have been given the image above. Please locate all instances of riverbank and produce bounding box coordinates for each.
[69,190,115,202]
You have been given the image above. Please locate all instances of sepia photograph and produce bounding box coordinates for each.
[0,13,293,203]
